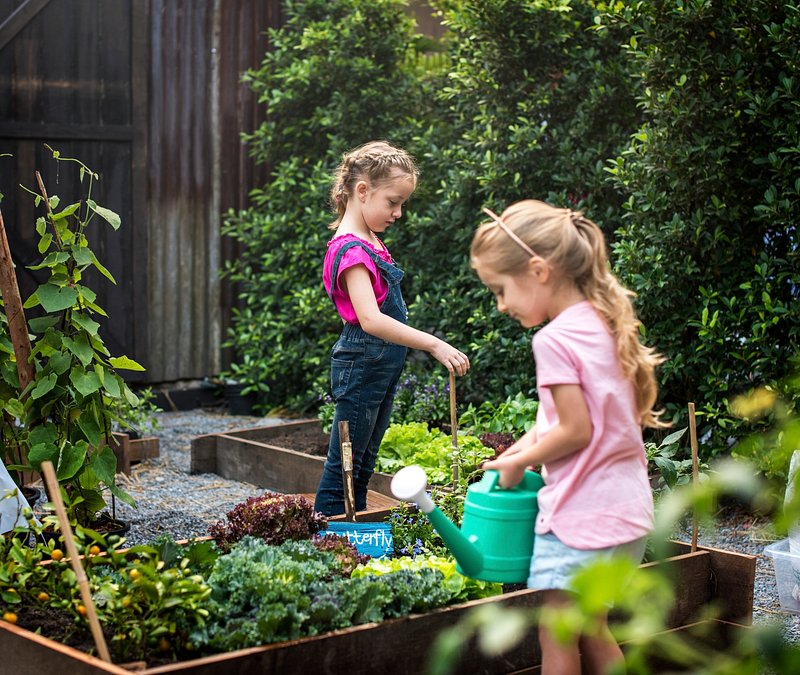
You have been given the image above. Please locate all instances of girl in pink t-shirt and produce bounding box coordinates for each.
[470,199,667,675]
[314,141,470,517]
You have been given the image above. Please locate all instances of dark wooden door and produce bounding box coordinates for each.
[0,0,148,377]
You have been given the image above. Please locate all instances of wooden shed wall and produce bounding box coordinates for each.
[0,0,277,383]
[145,0,277,382]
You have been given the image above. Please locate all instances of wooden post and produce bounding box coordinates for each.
[338,421,356,522]
[0,207,36,485]
[0,208,34,394]
[449,372,459,488]
[40,461,112,664]
[688,402,700,552]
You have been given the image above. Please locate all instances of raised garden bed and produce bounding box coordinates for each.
[110,432,160,475]
[0,541,756,674]
[190,419,397,518]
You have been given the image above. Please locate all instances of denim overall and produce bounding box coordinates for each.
[314,240,408,516]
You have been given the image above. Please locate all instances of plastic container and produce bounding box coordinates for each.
[764,538,800,614]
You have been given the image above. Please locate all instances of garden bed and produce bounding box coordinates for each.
[190,419,396,512]
[0,542,755,674]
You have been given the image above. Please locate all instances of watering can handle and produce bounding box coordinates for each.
[483,470,501,491]
[483,469,543,492]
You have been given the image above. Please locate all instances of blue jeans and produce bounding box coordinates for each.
[314,325,407,516]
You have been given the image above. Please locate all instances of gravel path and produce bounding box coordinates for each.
[107,408,798,645]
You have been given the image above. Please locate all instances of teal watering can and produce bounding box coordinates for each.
[391,465,544,583]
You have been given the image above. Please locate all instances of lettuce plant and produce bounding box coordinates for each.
[209,494,327,553]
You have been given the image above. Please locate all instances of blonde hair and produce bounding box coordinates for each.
[471,199,666,428]
[328,140,418,229]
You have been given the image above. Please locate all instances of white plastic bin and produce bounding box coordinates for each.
[764,538,800,614]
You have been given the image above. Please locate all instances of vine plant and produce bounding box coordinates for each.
[2,147,142,525]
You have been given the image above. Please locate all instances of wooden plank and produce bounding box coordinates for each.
[0,123,134,141]
[0,547,752,675]
[669,541,756,624]
[640,551,711,629]
[190,420,396,496]
[128,437,160,462]
[0,0,52,52]
[189,434,218,474]
[130,0,150,375]
[215,435,325,493]
[143,588,542,675]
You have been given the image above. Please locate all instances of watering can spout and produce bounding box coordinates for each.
[391,466,484,578]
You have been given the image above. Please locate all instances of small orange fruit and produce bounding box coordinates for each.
[121,596,132,608]
[2,612,17,624]
[89,545,101,556]
[37,592,49,603]
[50,549,64,561]
[129,569,141,581]
[76,604,87,616]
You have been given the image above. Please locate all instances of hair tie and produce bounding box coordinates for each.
[482,207,537,258]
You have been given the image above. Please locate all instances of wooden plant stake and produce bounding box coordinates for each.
[338,421,357,522]
[688,402,700,552]
[41,460,112,664]
[450,371,459,488]
[0,208,34,393]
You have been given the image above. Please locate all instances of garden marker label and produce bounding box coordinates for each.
[321,522,393,558]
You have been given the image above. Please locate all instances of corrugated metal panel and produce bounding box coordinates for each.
[146,1,276,381]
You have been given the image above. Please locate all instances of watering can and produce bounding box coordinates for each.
[391,465,544,583]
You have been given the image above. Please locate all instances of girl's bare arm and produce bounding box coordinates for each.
[483,383,592,487]
[342,265,469,375]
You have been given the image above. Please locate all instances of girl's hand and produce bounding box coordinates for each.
[482,454,526,488]
[430,339,470,376]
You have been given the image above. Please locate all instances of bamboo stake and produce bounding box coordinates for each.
[338,421,356,522]
[688,402,700,552]
[0,207,34,393]
[41,461,112,664]
[450,372,459,488]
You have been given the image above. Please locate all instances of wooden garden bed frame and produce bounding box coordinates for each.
[0,541,756,674]
[190,419,397,519]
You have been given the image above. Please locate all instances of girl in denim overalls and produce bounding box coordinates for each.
[314,141,470,516]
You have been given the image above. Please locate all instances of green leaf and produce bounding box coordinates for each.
[90,252,116,283]
[47,351,72,375]
[72,247,93,266]
[30,424,57,447]
[57,440,88,481]
[28,316,60,333]
[71,313,100,336]
[28,442,58,469]
[109,355,146,371]
[31,373,58,399]
[63,333,95,366]
[37,284,78,312]
[87,200,121,230]
[89,445,117,486]
[22,291,40,310]
[28,251,70,271]
[76,413,103,450]
[3,398,24,418]
[70,368,102,397]
[103,372,121,399]
[52,202,81,221]
[107,481,136,508]
[37,233,53,254]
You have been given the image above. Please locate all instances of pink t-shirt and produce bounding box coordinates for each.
[323,234,392,325]
[532,301,654,549]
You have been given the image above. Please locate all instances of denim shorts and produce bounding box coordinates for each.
[528,532,648,591]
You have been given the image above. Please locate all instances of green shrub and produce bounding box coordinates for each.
[601,0,800,451]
